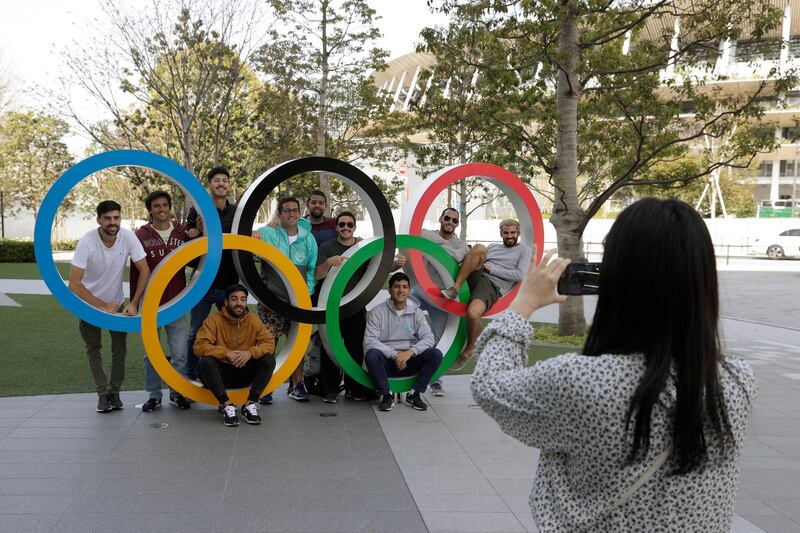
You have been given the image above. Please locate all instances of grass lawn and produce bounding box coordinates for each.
[0,262,72,280]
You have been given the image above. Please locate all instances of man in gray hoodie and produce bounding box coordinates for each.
[442,219,531,370]
[364,272,443,412]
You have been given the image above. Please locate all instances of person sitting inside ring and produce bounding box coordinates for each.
[364,272,443,412]
[193,284,276,427]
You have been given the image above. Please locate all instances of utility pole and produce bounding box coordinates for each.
[1,190,4,239]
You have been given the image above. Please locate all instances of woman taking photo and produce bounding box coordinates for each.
[471,198,756,531]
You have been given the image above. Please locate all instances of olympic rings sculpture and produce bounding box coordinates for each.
[36,150,543,404]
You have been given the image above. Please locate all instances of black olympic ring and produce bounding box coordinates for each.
[232,157,397,324]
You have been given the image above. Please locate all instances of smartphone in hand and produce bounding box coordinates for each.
[557,262,600,295]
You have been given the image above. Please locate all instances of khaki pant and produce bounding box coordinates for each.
[78,320,127,396]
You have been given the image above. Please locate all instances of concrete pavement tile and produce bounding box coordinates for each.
[742,453,800,471]
[421,511,526,532]
[370,511,428,533]
[0,417,29,428]
[741,439,795,457]
[67,493,223,514]
[0,462,103,479]
[0,449,113,464]
[0,494,76,514]
[0,513,60,533]
[415,493,511,513]
[514,511,540,533]
[0,477,87,495]
[81,475,225,497]
[735,496,784,516]
[739,469,800,485]
[0,407,40,418]
[225,489,366,514]
[476,464,538,480]
[393,450,473,466]
[404,477,497,495]
[0,427,12,438]
[740,515,800,533]
[0,437,114,451]
[762,499,800,522]
[265,511,373,532]
[488,478,534,497]
[730,514,768,533]
[51,512,218,533]
[7,426,128,439]
[21,416,135,429]
[363,491,419,512]
[399,462,486,480]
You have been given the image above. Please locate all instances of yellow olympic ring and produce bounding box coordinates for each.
[141,234,312,405]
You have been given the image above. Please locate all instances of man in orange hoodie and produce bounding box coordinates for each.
[194,284,276,427]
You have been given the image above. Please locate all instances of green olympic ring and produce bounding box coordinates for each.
[320,234,470,393]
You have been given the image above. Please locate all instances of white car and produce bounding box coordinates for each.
[752,228,800,259]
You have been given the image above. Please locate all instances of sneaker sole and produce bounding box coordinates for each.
[169,399,191,409]
[322,398,337,404]
[243,418,261,425]
[141,403,161,412]
[289,395,310,402]
[96,408,112,413]
[223,420,239,427]
[378,400,396,412]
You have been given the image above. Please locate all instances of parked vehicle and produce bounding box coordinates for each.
[751,228,800,259]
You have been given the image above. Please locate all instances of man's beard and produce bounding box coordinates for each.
[101,225,119,236]
[504,238,518,247]
[226,304,245,317]
[440,224,454,235]
[310,208,324,218]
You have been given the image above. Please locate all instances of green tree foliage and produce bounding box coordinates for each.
[0,111,76,222]
[253,0,406,214]
[427,0,795,334]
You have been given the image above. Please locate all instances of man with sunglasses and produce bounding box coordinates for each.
[411,207,470,397]
[255,196,318,402]
[315,212,405,402]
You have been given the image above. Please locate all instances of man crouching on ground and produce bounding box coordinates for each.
[193,284,276,427]
[364,272,443,412]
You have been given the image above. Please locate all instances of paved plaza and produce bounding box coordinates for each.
[0,263,798,532]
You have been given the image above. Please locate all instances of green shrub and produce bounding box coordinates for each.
[0,239,35,262]
[533,323,586,347]
[53,239,78,251]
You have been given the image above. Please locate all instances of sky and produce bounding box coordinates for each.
[0,0,447,153]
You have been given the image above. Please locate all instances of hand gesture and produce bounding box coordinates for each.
[102,301,121,313]
[393,253,406,268]
[122,302,138,316]
[327,255,347,267]
[508,246,570,319]
[395,349,413,371]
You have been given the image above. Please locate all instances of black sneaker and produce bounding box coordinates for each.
[258,393,273,405]
[241,402,261,425]
[378,394,395,412]
[96,394,112,413]
[344,390,364,401]
[169,393,191,409]
[405,392,428,411]
[222,405,239,427]
[141,398,161,412]
[108,392,123,410]
[322,393,338,404]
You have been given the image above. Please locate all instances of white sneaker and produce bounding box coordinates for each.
[222,405,239,427]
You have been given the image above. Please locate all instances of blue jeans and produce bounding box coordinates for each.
[364,348,443,396]
[144,315,188,400]
[185,288,226,380]
[411,287,448,387]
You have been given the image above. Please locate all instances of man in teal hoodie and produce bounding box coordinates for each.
[255,196,318,402]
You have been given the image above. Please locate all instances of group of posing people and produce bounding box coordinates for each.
[67,166,531,426]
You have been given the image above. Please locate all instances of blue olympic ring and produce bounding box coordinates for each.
[34,150,223,332]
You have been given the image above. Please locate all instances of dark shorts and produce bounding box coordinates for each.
[466,270,500,311]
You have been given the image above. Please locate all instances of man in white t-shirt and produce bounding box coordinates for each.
[68,200,150,414]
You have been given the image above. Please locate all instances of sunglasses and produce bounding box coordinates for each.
[338,221,355,229]
[442,215,459,224]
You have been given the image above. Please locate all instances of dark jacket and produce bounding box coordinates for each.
[186,200,239,289]
[130,221,190,305]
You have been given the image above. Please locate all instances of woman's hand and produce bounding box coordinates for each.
[508,246,571,319]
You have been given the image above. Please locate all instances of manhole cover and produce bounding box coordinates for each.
[319,412,338,417]
[150,422,170,429]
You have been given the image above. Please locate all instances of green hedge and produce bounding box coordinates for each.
[53,239,78,251]
[0,239,35,262]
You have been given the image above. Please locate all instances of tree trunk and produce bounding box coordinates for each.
[317,0,332,215]
[550,0,587,336]
[458,133,468,240]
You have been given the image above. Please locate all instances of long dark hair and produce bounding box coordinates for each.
[583,198,733,474]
